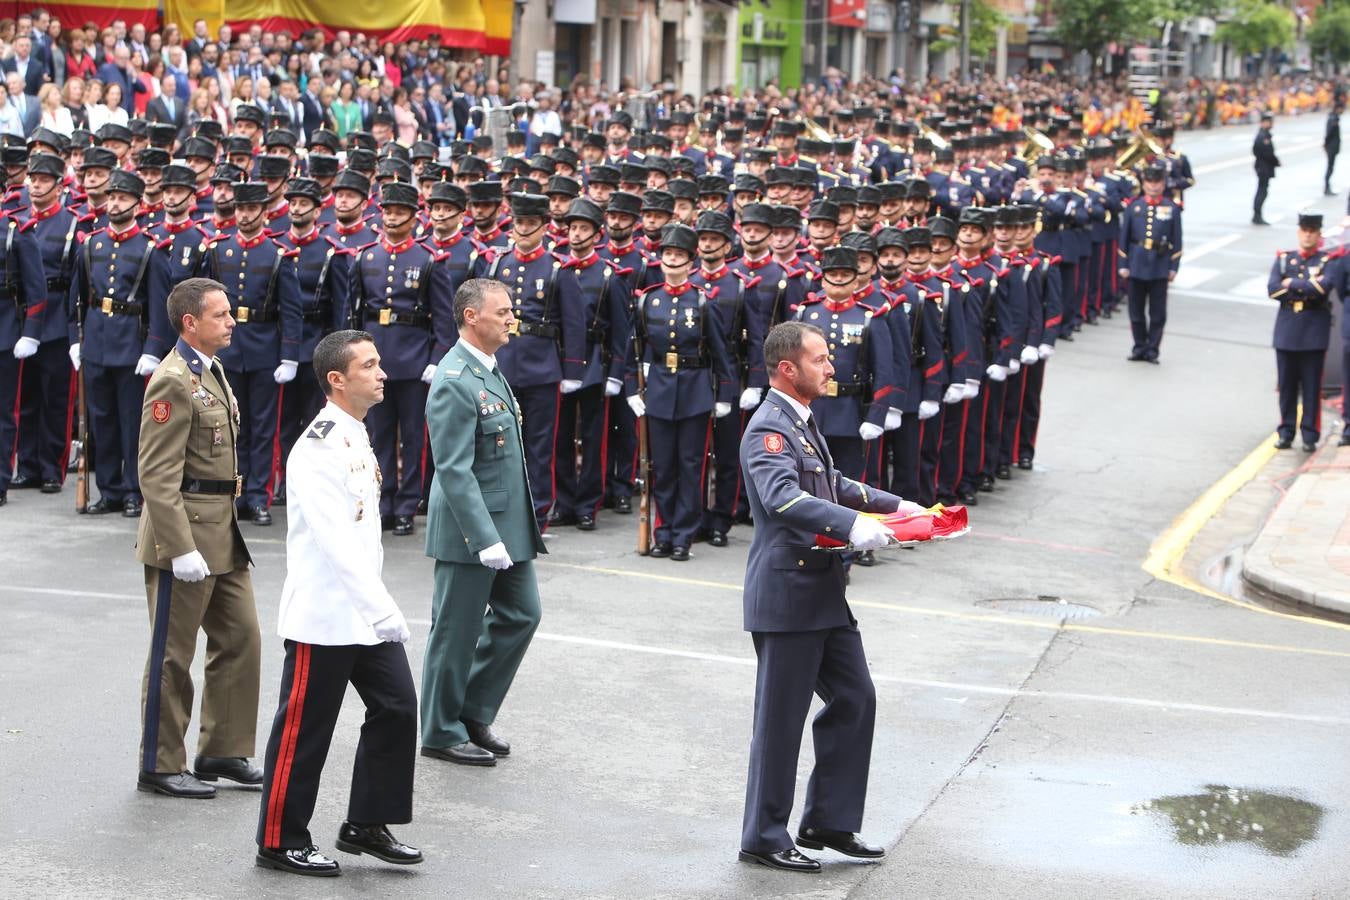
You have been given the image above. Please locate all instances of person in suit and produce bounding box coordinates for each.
[420,278,546,767]
[3,35,48,98]
[134,277,262,798]
[254,330,421,877]
[299,80,325,144]
[6,73,39,137]
[738,320,923,873]
[145,74,187,137]
[96,46,138,114]
[1252,112,1280,226]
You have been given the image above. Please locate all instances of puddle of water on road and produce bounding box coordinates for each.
[1133,785,1323,857]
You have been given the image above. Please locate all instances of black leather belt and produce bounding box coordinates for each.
[182,476,242,496]
[234,305,276,323]
[94,298,143,316]
[301,306,330,323]
[367,309,431,329]
[823,380,865,397]
[660,352,708,371]
[515,320,559,339]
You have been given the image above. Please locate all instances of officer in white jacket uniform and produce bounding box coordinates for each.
[254,330,423,878]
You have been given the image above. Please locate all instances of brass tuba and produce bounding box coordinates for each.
[1116,129,1164,170]
[918,119,949,150]
[1021,126,1054,162]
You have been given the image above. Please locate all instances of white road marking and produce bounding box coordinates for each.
[1171,266,1218,290]
[1171,288,1271,307]
[1193,138,1322,175]
[1182,233,1242,261]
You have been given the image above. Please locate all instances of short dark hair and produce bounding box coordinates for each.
[764,321,824,371]
[166,277,226,334]
[454,277,509,328]
[313,329,374,395]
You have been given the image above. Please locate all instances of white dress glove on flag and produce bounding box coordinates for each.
[849,514,891,551]
[12,336,39,360]
[171,550,210,583]
[627,394,646,418]
[478,541,513,570]
[273,360,298,384]
[918,400,940,420]
[373,611,411,643]
[739,387,763,410]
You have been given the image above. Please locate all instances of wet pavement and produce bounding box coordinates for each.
[2,112,1350,897]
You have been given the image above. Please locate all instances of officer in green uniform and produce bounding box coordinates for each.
[420,278,546,767]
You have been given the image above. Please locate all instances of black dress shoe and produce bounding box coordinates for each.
[796,826,885,859]
[690,527,710,544]
[936,494,958,507]
[670,545,690,561]
[40,479,61,493]
[1146,356,1160,365]
[335,822,423,865]
[122,496,142,518]
[85,497,123,515]
[613,495,632,514]
[256,845,340,877]
[393,515,414,536]
[995,464,1012,480]
[1059,332,1074,342]
[548,510,579,527]
[1102,308,1113,319]
[1274,438,1293,450]
[738,848,821,873]
[1128,351,1146,362]
[733,509,752,525]
[465,720,510,756]
[8,473,38,489]
[648,542,673,558]
[272,486,286,507]
[1017,458,1033,470]
[137,770,216,798]
[420,742,496,766]
[193,755,264,785]
[416,498,428,515]
[977,475,995,492]
[1304,442,1317,453]
[381,514,394,531]
[1339,433,1350,447]
[250,506,272,526]
[0,491,6,507]
[576,514,596,531]
[708,530,728,547]
[1253,215,1270,225]
[958,491,979,506]
[855,549,876,567]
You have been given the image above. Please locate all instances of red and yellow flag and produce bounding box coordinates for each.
[221,0,492,47]
[26,0,158,31]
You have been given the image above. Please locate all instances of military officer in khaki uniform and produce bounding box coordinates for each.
[135,276,263,798]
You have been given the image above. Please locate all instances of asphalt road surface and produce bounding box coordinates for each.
[3,112,1349,899]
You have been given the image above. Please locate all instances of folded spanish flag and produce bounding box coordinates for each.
[815,504,969,549]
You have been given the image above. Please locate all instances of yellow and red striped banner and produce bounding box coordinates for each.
[222,0,499,49]
[9,0,158,31]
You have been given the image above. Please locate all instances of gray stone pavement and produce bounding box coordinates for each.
[3,111,1350,898]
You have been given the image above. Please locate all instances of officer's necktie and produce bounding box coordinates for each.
[804,414,836,502]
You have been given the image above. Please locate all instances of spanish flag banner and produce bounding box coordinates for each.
[222,0,491,47]
[21,0,158,31]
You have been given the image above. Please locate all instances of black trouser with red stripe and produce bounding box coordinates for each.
[936,398,969,500]
[702,408,746,535]
[554,383,608,520]
[257,640,416,851]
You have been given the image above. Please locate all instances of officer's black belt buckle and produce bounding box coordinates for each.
[824,379,864,397]
[235,306,275,323]
[517,321,559,339]
[181,475,242,497]
[301,307,328,323]
[1143,239,1153,250]
[98,297,142,316]
[372,309,431,329]
[665,353,708,372]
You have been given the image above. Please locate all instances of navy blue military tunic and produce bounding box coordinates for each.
[793,290,895,437]
[26,203,93,344]
[68,223,167,367]
[1118,196,1183,281]
[349,234,455,380]
[145,218,212,359]
[1270,248,1334,352]
[563,250,631,388]
[201,230,303,372]
[275,227,351,363]
[630,280,736,419]
[484,243,587,388]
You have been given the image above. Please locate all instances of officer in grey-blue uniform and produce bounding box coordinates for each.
[1118,164,1182,364]
[350,181,454,536]
[1273,212,1334,451]
[627,223,735,560]
[201,181,303,525]
[738,319,914,874]
[68,169,166,515]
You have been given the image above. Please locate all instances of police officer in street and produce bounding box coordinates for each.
[552,197,630,530]
[738,320,922,873]
[482,191,586,531]
[1252,113,1279,226]
[201,181,302,525]
[69,168,167,516]
[627,223,735,560]
[255,330,421,877]
[12,152,88,494]
[349,181,453,536]
[274,177,350,497]
[1119,164,1182,364]
[1271,212,1334,452]
[135,277,261,798]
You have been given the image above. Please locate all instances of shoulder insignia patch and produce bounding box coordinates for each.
[764,433,784,454]
[151,400,171,423]
[306,420,336,439]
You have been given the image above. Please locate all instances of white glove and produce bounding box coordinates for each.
[1019,345,1039,365]
[1038,343,1055,359]
[714,401,732,418]
[605,377,623,397]
[372,610,411,643]
[884,408,903,431]
[859,422,883,441]
[739,386,763,410]
[918,400,940,420]
[171,550,210,583]
[68,342,80,372]
[478,540,513,570]
[894,499,928,516]
[421,363,437,384]
[134,353,160,376]
[848,513,892,551]
[273,360,298,384]
[942,383,964,404]
[1008,358,1021,374]
[627,394,646,418]
[964,378,980,399]
[560,378,582,394]
[12,336,39,359]
[986,364,1008,382]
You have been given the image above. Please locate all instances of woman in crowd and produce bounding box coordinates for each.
[230,73,254,119]
[392,86,419,145]
[64,28,97,83]
[88,80,128,131]
[37,82,73,135]
[202,75,230,127]
[62,76,88,129]
[133,55,160,117]
[329,78,362,137]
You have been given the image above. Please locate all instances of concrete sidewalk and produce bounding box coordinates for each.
[1242,409,1350,615]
